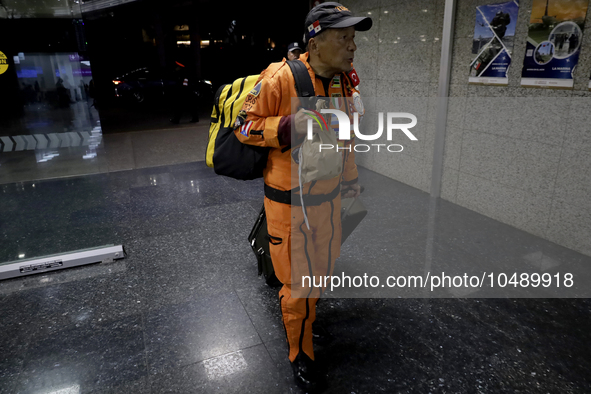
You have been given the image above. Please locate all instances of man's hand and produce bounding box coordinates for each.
[342,183,361,199]
[294,108,326,136]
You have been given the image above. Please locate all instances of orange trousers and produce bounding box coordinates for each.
[265,195,341,362]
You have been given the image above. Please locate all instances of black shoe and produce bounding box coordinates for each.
[291,352,322,393]
[190,118,200,123]
[170,118,180,124]
[312,323,332,346]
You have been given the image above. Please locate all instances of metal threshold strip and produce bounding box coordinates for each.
[0,245,125,281]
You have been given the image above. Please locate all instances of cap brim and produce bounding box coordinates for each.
[328,16,372,31]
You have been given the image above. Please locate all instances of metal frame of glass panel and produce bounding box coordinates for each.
[0,245,125,280]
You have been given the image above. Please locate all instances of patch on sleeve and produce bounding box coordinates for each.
[243,93,258,112]
[347,68,360,87]
[331,75,341,88]
[240,120,253,137]
[352,92,364,115]
[330,113,339,131]
[308,20,321,37]
[233,110,247,129]
[249,81,262,97]
[330,93,342,109]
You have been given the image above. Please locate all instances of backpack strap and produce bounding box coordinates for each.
[286,60,315,109]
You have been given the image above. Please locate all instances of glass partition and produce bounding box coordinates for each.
[0,0,115,274]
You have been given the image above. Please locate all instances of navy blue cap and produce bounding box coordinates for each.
[287,42,302,53]
[304,2,372,43]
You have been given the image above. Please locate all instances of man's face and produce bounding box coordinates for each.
[288,49,302,61]
[314,27,357,73]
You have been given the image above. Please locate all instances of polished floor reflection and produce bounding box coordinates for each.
[0,164,590,393]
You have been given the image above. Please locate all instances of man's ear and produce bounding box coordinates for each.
[308,38,318,52]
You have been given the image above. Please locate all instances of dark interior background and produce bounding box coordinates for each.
[0,0,312,133]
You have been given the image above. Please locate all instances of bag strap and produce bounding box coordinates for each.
[286,60,315,108]
[211,83,228,124]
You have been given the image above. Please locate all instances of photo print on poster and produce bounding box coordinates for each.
[469,1,520,85]
[521,0,590,89]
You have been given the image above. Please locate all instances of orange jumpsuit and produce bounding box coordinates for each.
[236,52,359,362]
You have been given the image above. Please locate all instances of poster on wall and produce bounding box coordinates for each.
[469,1,520,85]
[521,0,590,89]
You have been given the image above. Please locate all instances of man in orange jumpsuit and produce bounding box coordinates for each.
[236,3,371,391]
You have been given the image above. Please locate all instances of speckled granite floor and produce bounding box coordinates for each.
[0,163,590,394]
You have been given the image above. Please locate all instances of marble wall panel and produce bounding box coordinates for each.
[354,40,379,81]
[359,78,378,98]
[376,80,429,97]
[553,147,591,212]
[443,125,464,170]
[563,95,591,153]
[459,129,515,183]
[456,171,526,226]
[513,191,553,240]
[500,139,561,196]
[546,199,591,257]
[379,0,437,40]
[377,39,434,83]
[440,166,459,202]
[450,38,476,85]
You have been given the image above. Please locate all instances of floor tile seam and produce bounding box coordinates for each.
[457,307,529,341]
[0,170,106,187]
[3,363,23,394]
[10,328,36,390]
[0,160,206,187]
[127,199,265,214]
[139,309,152,394]
[24,312,146,351]
[104,124,208,137]
[261,340,290,375]
[123,224,254,245]
[126,236,251,258]
[220,176,264,207]
[157,342,268,377]
[138,286,230,314]
[232,287,269,348]
[128,131,141,172]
